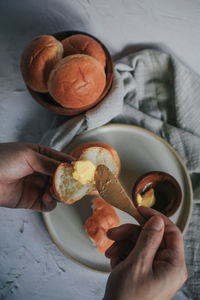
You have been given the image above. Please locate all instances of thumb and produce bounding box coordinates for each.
[128,216,164,271]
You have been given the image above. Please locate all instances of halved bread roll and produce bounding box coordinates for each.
[53,162,94,204]
[70,142,120,177]
[53,142,120,204]
[85,197,120,253]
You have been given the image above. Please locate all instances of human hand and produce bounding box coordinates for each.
[0,142,74,211]
[104,206,187,300]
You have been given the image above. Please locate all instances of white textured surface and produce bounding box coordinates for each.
[0,0,200,299]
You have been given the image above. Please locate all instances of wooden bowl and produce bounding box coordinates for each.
[27,31,114,116]
[132,171,182,217]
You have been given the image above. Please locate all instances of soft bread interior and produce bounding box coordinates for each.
[55,164,94,204]
[79,147,119,175]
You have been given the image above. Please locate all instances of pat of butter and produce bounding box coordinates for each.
[136,188,156,208]
[72,160,96,184]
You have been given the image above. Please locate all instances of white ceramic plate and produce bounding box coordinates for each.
[43,124,193,272]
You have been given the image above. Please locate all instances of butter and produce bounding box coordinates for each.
[72,160,96,184]
[136,188,156,207]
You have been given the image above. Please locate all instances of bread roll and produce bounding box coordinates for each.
[20,35,63,92]
[85,197,120,253]
[48,54,106,109]
[62,34,106,68]
[53,142,120,204]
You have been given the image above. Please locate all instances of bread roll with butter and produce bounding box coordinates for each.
[85,197,120,253]
[20,35,63,92]
[53,142,120,204]
[70,142,120,177]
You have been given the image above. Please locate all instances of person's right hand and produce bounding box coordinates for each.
[103,206,187,300]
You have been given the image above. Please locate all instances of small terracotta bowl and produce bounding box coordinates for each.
[27,31,114,116]
[132,171,182,217]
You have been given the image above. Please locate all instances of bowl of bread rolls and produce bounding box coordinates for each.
[20,31,113,115]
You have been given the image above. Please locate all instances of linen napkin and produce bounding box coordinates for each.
[41,49,200,300]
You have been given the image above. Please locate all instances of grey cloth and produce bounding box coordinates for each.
[41,49,200,299]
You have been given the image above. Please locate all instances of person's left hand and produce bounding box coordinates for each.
[0,142,74,211]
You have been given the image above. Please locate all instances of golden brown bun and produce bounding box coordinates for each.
[70,142,120,177]
[85,197,120,253]
[48,54,106,109]
[62,34,106,68]
[20,35,63,93]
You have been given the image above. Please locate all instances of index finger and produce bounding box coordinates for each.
[107,224,141,242]
[24,143,75,163]
[138,206,185,262]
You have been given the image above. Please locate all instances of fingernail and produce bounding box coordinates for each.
[42,193,57,212]
[106,228,115,238]
[149,217,164,231]
[105,243,117,257]
[43,193,54,203]
[42,193,55,211]
[49,186,59,201]
[105,242,121,259]
[49,186,54,195]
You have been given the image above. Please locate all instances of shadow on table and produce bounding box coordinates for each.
[0,0,89,143]
[0,0,90,47]
[113,42,169,61]
[0,0,90,80]
[72,195,94,225]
